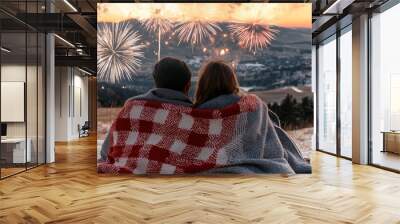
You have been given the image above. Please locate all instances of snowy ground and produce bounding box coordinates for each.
[287,127,313,158]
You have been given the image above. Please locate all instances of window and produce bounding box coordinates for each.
[317,36,337,154]
[370,3,400,171]
[339,27,352,158]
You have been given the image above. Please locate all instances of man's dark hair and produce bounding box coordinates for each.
[152,57,192,92]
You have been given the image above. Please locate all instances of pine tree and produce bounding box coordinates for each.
[279,94,298,129]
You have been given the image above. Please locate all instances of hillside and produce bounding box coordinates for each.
[251,85,312,105]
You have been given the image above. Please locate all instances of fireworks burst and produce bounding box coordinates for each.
[97,22,145,83]
[142,18,174,61]
[229,23,279,52]
[142,18,174,35]
[141,8,174,61]
[175,21,221,45]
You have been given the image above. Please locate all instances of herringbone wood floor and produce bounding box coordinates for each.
[1,135,400,224]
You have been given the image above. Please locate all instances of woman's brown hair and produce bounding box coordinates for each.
[195,60,240,106]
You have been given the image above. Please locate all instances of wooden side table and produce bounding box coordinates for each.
[381,131,400,154]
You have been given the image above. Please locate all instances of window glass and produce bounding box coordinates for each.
[371,4,400,171]
[339,28,352,158]
[317,36,337,154]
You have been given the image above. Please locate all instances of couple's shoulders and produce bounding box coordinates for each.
[239,93,265,108]
[123,92,263,109]
[240,92,260,99]
[196,93,263,110]
[124,92,149,102]
[239,92,263,103]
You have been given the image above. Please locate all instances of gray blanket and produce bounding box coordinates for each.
[197,94,311,174]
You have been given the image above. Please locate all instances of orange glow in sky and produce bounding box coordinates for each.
[98,3,311,29]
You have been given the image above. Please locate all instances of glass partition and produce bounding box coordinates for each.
[1,31,28,177]
[0,1,46,179]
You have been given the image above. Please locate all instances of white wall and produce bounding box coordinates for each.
[54,67,89,141]
[1,65,37,138]
[1,65,26,141]
[76,72,89,139]
[55,66,70,141]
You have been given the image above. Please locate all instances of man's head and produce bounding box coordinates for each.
[152,57,192,94]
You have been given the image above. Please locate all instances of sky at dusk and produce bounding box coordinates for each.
[98,3,311,28]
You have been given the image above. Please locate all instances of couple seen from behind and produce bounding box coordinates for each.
[98,57,311,175]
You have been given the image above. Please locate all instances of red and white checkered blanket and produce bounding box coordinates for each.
[97,95,260,174]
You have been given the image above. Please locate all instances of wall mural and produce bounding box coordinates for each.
[97,3,313,175]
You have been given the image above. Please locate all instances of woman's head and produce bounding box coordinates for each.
[195,60,240,105]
